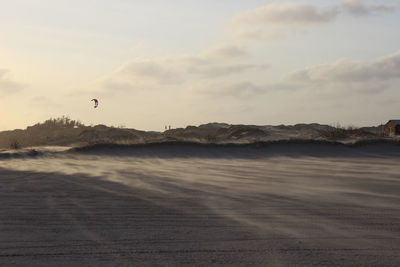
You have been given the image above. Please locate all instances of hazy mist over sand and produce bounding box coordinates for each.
[1,144,400,265]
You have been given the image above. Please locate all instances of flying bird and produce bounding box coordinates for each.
[91,98,99,108]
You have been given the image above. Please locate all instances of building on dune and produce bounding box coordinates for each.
[385,120,400,136]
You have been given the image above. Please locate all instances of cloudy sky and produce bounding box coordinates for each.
[0,0,399,131]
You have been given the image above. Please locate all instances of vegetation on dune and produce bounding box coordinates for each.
[30,116,84,130]
[0,116,85,148]
[9,139,21,150]
[318,123,383,140]
[0,116,150,148]
[0,117,389,148]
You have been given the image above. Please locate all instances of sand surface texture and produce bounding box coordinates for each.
[0,144,400,266]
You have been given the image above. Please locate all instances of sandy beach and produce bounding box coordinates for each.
[1,144,400,266]
[3,0,400,265]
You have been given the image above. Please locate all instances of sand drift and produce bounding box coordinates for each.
[0,141,400,265]
[2,140,400,159]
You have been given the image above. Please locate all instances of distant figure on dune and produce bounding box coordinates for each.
[91,99,99,108]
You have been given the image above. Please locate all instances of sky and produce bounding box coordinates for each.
[0,0,399,131]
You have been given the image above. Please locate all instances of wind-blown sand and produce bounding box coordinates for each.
[1,143,400,266]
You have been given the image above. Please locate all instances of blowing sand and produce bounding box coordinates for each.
[0,144,400,266]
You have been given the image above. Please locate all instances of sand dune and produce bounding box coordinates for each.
[0,118,385,148]
[1,143,400,266]
[69,140,400,158]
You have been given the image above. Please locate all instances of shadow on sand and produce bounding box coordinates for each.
[68,140,400,159]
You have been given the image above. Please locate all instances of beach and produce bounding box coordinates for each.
[1,144,400,266]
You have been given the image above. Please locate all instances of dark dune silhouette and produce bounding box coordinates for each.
[0,117,387,149]
[2,139,400,160]
[69,139,400,158]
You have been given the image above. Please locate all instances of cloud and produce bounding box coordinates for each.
[188,63,263,78]
[233,3,339,25]
[233,30,285,41]
[202,44,248,59]
[230,1,397,41]
[114,44,250,84]
[282,51,400,93]
[191,51,400,125]
[98,44,266,96]
[119,60,183,85]
[0,69,24,96]
[287,52,400,83]
[342,0,396,16]
[182,44,248,67]
[221,82,266,97]
[198,81,266,98]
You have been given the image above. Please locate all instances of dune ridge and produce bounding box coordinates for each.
[1,139,400,160]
